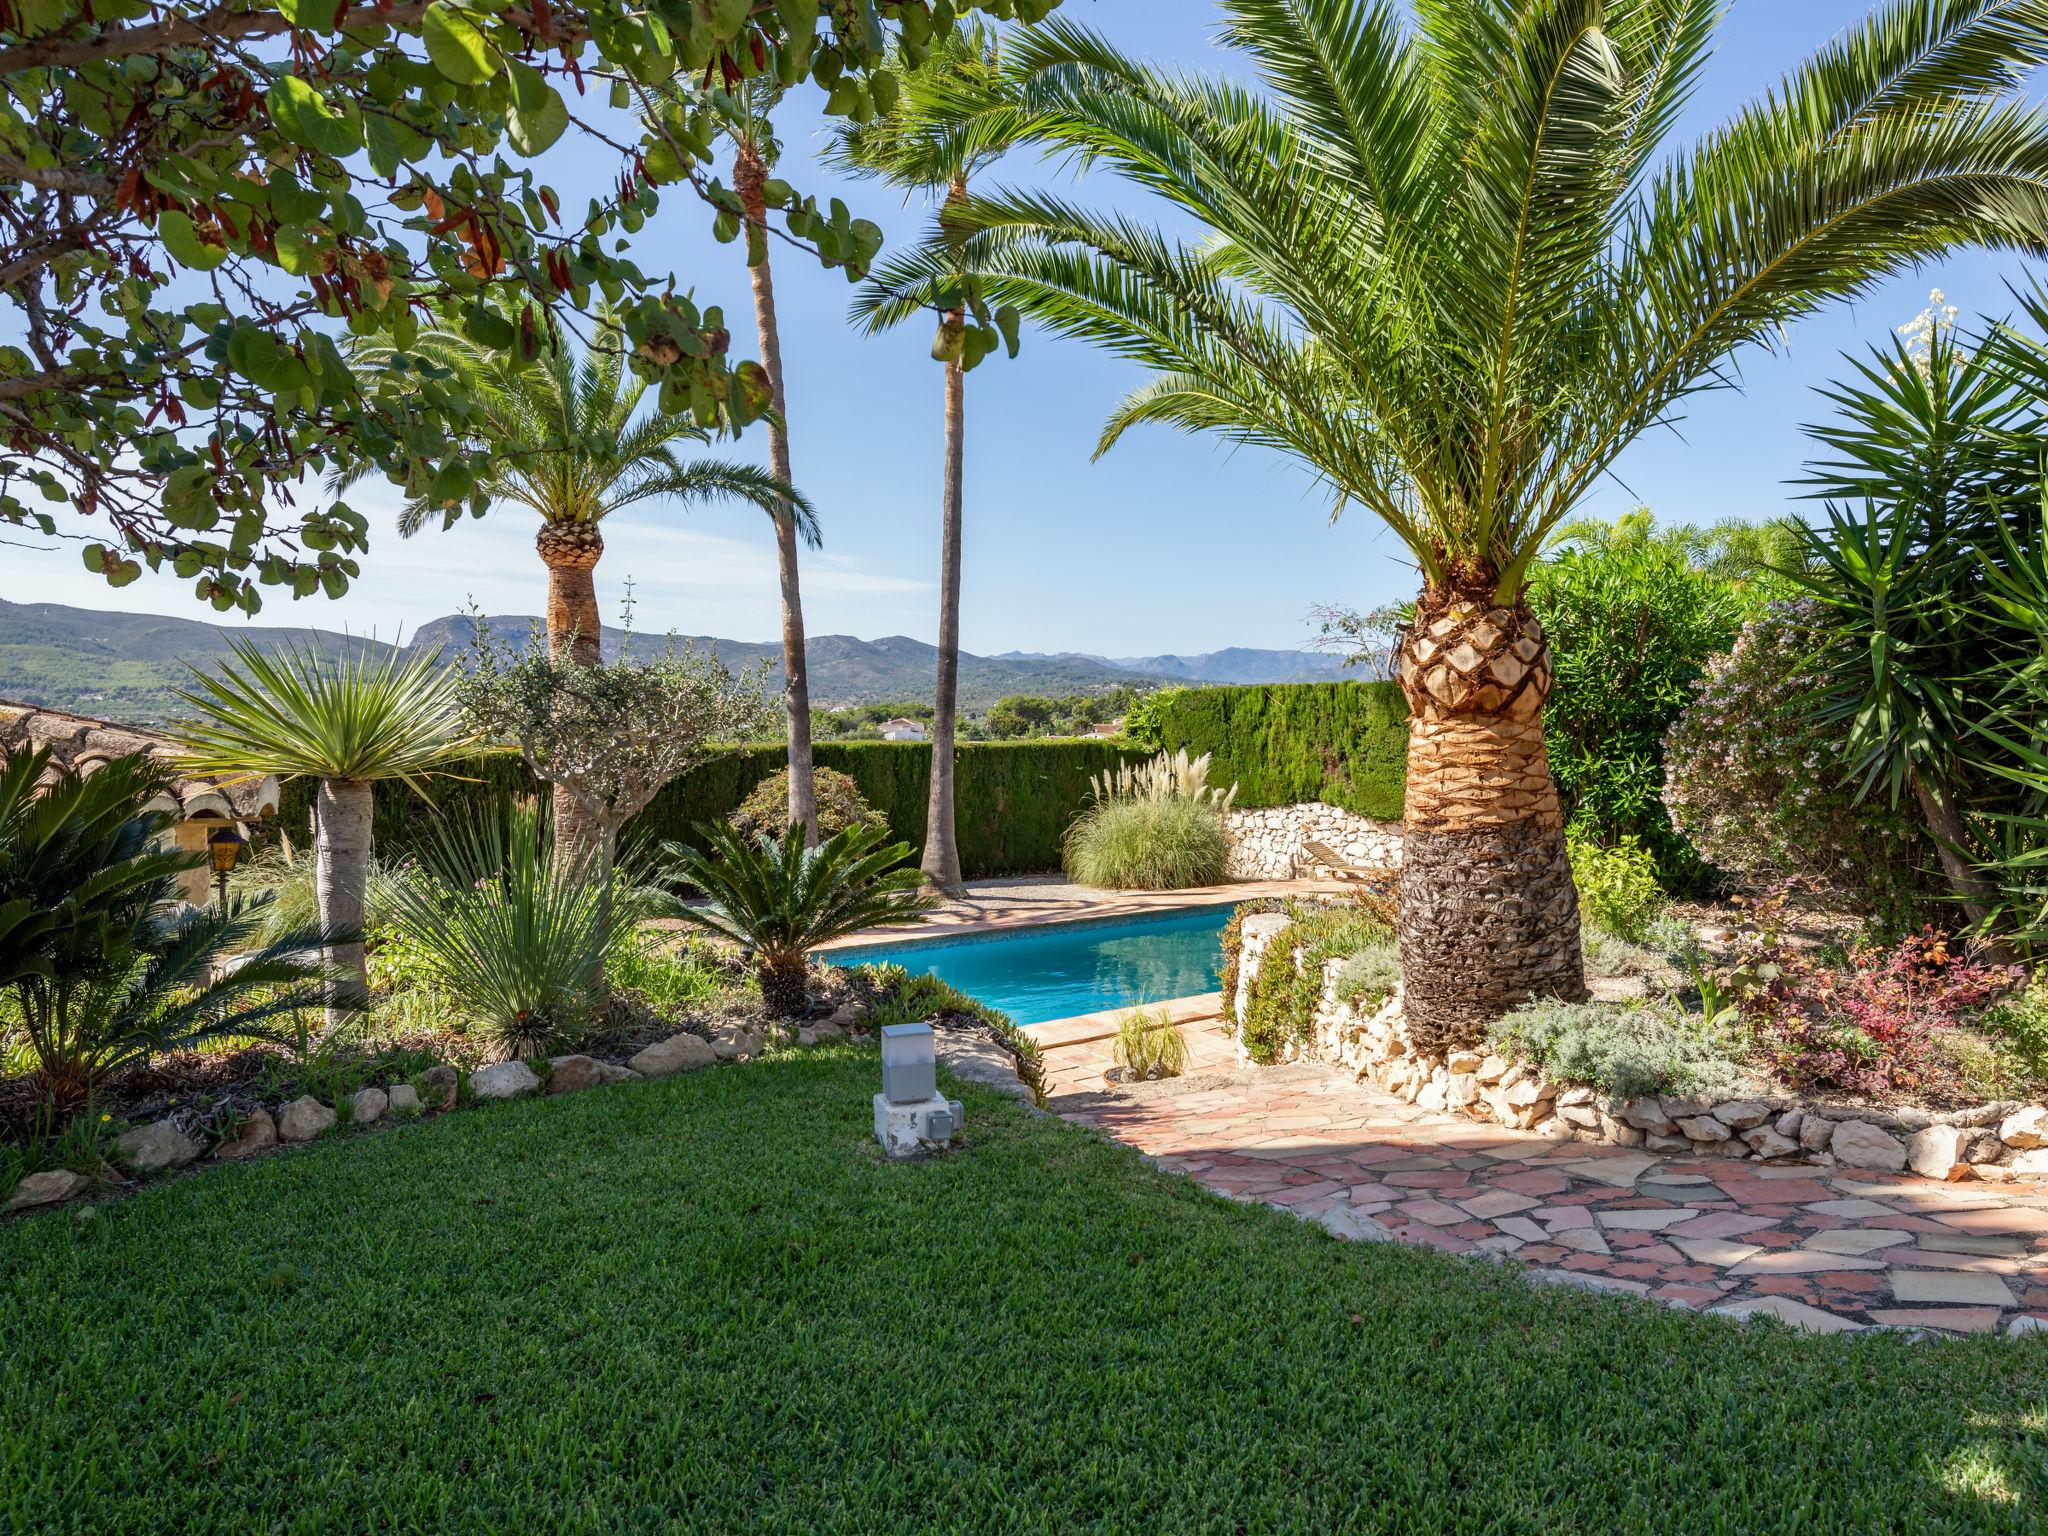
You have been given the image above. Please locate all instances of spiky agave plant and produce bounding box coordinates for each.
[932,0,2048,1050]
[654,822,932,1018]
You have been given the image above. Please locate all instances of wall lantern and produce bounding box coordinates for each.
[874,1021,962,1158]
[207,823,245,909]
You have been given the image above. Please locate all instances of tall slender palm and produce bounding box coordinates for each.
[832,25,1019,897]
[344,316,814,860]
[710,79,826,845]
[172,638,477,1026]
[937,0,2048,1051]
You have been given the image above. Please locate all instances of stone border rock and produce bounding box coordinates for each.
[3,1009,873,1219]
[1232,914,2048,1184]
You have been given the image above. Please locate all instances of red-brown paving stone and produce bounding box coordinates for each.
[1753,1277,1822,1300]
[1656,1283,1726,1307]
[1384,1169,1473,1189]
[1816,1271,1883,1294]
[1519,1245,1571,1264]
[1491,1170,1574,1197]
[1393,1198,1468,1227]
[1448,1221,1496,1241]
[1936,1207,2048,1236]
[1626,1242,1688,1267]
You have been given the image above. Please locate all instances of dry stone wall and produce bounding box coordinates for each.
[1224,802,1403,881]
[1230,913,2048,1183]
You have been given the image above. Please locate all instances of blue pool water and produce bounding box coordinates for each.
[826,905,1234,1024]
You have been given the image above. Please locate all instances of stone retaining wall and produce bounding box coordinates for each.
[1230,914,2048,1183]
[1224,802,1403,881]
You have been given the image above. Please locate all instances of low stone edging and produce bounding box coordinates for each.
[1230,913,2048,1183]
[1223,802,1402,881]
[3,1014,853,1217]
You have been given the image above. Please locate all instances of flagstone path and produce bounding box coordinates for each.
[1033,1013,2048,1339]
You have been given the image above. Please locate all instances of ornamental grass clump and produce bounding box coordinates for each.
[380,808,631,1060]
[1063,750,1236,891]
[1112,1006,1187,1081]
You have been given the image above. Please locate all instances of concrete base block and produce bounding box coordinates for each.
[874,1093,964,1159]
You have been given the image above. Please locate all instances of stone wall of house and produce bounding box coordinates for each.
[1224,802,1402,881]
[1229,913,2048,1183]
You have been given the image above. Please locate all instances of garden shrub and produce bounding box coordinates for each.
[1730,919,2015,1097]
[1333,941,1400,1011]
[1978,974,2048,1094]
[1530,530,1755,889]
[1112,1006,1187,1081]
[1665,601,1934,923]
[1568,830,1667,942]
[729,766,886,841]
[1142,681,1408,820]
[1487,1000,1747,1101]
[1238,903,1395,1063]
[1063,797,1230,890]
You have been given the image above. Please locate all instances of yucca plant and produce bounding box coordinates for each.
[380,808,635,1060]
[1,745,340,1116]
[172,637,476,1024]
[654,822,932,1017]
[926,0,2048,1051]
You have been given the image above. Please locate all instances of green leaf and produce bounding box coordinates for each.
[278,0,338,30]
[508,85,569,156]
[423,3,499,86]
[266,74,361,159]
[158,211,228,272]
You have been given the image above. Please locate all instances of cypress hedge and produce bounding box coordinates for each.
[277,739,1147,878]
[1146,680,1408,820]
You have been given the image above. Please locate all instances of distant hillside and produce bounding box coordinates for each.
[0,600,1177,724]
[1107,646,1380,684]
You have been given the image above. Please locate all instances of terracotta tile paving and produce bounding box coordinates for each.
[1030,1013,2048,1338]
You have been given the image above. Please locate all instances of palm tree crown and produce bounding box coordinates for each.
[345,317,818,544]
[943,0,2048,602]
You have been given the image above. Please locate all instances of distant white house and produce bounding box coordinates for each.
[879,718,927,742]
[1089,720,1126,739]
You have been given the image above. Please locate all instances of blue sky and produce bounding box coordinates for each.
[8,0,2039,656]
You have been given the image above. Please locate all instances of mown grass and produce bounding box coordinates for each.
[1,1048,2044,1533]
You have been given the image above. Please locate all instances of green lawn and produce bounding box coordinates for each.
[2,1049,2043,1533]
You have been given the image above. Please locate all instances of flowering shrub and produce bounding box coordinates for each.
[1664,601,1932,922]
[1728,905,2015,1094]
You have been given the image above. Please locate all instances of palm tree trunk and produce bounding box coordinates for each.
[1395,585,1585,1057]
[736,142,819,847]
[921,347,968,896]
[314,776,373,1030]
[538,522,604,873]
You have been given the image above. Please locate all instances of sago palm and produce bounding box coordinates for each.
[933,0,2048,1050]
[172,638,476,1024]
[833,23,1024,896]
[655,821,932,1017]
[345,316,817,668]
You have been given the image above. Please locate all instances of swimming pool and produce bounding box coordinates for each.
[825,904,1234,1025]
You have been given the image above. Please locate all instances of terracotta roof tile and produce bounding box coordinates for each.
[0,699,279,821]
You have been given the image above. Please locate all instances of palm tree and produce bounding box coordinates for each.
[344,315,814,862]
[832,24,1020,897]
[934,0,2048,1052]
[347,318,814,670]
[708,78,827,846]
[171,638,476,1026]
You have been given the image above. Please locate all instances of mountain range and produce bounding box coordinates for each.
[0,598,1361,726]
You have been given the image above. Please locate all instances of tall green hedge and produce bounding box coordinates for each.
[1146,681,1408,820]
[278,740,1147,878]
